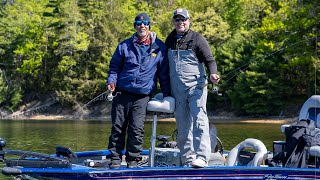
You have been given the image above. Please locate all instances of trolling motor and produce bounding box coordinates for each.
[0,138,6,162]
[0,138,6,150]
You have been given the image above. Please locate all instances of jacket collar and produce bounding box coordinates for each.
[131,31,159,51]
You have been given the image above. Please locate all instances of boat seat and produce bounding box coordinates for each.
[147,93,175,113]
[308,146,320,168]
[279,112,320,163]
[281,96,320,147]
[226,138,267,166]
[309,146,320,157]
[281,125,320,137]
[298,95,320,127]
[281,95,320,134]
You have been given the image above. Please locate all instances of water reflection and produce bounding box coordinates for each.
[0,119,285,152]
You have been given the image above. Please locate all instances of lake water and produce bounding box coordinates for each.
[0,119,286,179]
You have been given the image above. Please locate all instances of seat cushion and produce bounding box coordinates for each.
[147,93,175,113]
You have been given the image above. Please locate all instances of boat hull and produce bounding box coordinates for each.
[3,165,320,180]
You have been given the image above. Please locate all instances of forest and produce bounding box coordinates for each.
[0,0,319,117]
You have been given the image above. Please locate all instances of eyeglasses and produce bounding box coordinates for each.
[135,20,150,26]
[174,17,188,22]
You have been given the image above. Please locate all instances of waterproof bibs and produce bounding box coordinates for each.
[167,33,211,164]
[168,38,206,88]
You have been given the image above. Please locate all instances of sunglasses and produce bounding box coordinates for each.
[135,20,150,26]
[174,17,188,22]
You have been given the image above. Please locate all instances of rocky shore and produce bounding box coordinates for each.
[0,99,298,124]
[1,113,297,125]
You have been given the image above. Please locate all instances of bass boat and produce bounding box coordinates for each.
[1,94,320,179]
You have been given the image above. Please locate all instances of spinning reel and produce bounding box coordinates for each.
[208,84,222,96]
[107,92,120,101]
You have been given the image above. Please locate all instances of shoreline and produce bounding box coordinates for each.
[0,114,298,124]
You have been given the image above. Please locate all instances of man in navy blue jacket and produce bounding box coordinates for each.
[106,12,170,168]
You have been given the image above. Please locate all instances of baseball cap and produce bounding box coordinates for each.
[173,8,190,19]
[134,13,150,23]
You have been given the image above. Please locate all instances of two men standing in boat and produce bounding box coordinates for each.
[106,9,219,168]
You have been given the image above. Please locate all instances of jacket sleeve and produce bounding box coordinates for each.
[195,34,217,74]
[157,45,171,97]
[106,44,123,85]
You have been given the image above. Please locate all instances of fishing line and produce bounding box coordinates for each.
[213,38,313,94]
[315,36,318,96]
[76,91,121,117]
[0,69,9,84]
[314,35,318,175]
[82,91,109,108]
[82,91,120,108]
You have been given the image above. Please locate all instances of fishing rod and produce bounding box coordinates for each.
[212,37,315,95]
[0,69,9,84]
[314,36,318,96]
[81,91,120,109]
[74,91,118,117]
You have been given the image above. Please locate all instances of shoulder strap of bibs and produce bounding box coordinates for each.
[186,32,197,50]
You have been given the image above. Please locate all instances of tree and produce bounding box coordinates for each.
[227,0,320,115]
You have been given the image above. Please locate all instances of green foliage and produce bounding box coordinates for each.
[9,86,23,109]
[0,0,319,116]
[0,71,8,103]
[221,0,320,115]
[192,7,231,48]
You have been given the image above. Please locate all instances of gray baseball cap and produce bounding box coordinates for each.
[173,8,190,18]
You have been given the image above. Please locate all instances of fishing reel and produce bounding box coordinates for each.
[208,84,222,96]
[107,92,120,101]
[107,92,114,101]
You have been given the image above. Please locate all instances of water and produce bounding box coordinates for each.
[0,119,286,179]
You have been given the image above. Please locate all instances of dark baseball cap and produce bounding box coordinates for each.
[134,13,150,22]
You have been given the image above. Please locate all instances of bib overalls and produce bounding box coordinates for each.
[168,35,211,165]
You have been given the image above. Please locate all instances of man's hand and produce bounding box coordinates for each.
[106,83,115,92]
[209,74,220,84]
